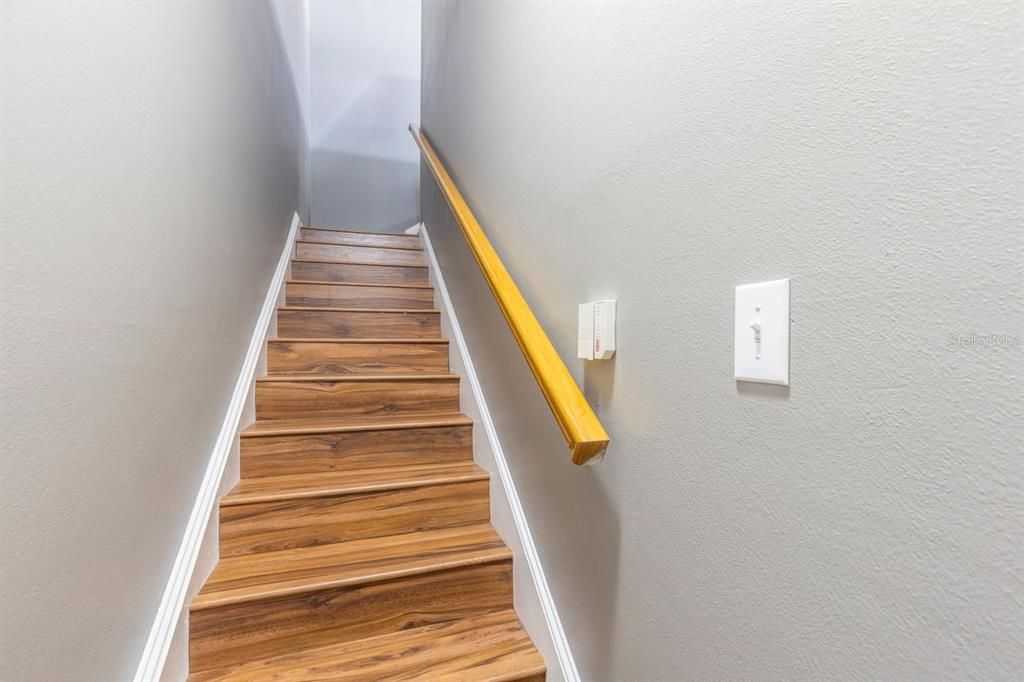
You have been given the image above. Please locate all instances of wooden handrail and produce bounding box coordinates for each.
[409,125,609,465]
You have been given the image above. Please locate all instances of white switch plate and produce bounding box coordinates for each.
[734,279,790,385]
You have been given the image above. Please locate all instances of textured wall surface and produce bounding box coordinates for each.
[309,0,420,230]
[420,1,1023,680]
[0,2,306,679]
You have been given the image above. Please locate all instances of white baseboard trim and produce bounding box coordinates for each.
[133,211,303,682]
[414,222,580,682]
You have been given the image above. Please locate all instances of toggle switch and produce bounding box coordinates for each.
[735,279,789,385]
[749,319,762,359]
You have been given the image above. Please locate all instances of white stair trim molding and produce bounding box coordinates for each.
[413,221,580,682]
[133,212,303,682]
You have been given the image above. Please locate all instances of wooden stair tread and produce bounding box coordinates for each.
[291,261,430,286]
[241,412,472,437]
[299,227,423,251]
[279,305,440,313]
[256,373,456,383]
[267,338,450,376]
[191,524,509,611]
[223,461,488,505]
[299,237,424,252]
[292,257,428,269]
[285,279,432,289]
[286,281,435,310]
[302,226,410,236]
[296,239,418,248]
[254,375,461,420]
[295,242,428,267]
[188,609,545,682]
[268,337,448,344]
[277,307,442,340]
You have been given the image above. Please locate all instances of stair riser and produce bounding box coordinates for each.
[300,228,421,250]
[218,480,490,557]
[285,282,434,310]
[189,561,513,673]
[241,424,473,477]
[291,261,429,285]
[255,379,460,420]
[296,242,427,267]
[278,309,441,339]
[267,341,448,376]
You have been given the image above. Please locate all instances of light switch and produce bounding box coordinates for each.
[734,279,789,385]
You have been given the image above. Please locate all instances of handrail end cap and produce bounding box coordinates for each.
[570,439,609,466]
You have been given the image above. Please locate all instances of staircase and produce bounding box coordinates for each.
[188,227,546,681]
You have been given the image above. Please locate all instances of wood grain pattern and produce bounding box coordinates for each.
[277,307,441,339]
[296,241,428,267]
[218,479,490,557]
[189,610,545,682]
[291,260,429,285]
[267,339,449,375]
[285,281,435,309]
[300,228,422,250]
[241,411,472,436]
[189,227,543,680]
[302,226,405,236]
[254,375,460,420]
[240,417,473,477]
[194,524,506,609]
[190,560,513,673]
[411,125,609,464]
[287,278,431,289]
[223,462,487,505]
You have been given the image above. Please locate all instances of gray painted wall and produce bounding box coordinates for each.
[271,0,313,216]
[0,2,307,680]
[421,1,1023,680]
[310,0,420,231]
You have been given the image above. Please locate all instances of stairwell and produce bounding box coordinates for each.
[187,227,546,681]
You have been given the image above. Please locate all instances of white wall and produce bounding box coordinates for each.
[271,0,311,128]
[421,1,1024,680]
[0,1,306,680]
[271,0,312,215]
[309,0,420,230]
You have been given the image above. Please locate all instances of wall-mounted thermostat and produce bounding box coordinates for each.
[578,300,616,360]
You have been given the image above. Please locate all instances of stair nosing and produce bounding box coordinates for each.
[296,238,427,256]
[302,226,421,238]
[278,305,440,313]
[255,373,458,383]
[286,279,433,290]
[190,543,511,612]
[476,667,550,682]
[291,257,428,269]
[221,467,489,506]
[268,337,448,344]
[297,237,424,252]
[239,413,472,438]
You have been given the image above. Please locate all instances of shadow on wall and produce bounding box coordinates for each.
[311,74,420,231]
[311,150,419,231]
[421,178,625,677]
